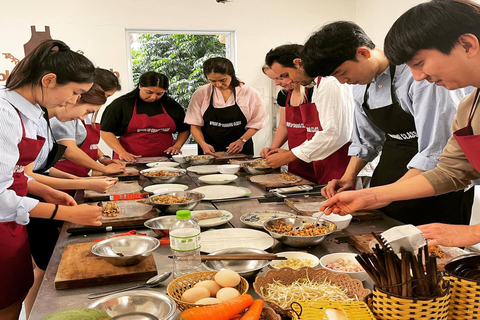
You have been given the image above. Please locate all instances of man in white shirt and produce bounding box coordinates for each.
[264,44,355,184]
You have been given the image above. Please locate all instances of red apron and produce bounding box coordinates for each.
[0,109,45,309]
[454,89,480,171]
[114,100,176,158]
[285,90,316,182]
[301,77,350,184]
[54,119,100,177]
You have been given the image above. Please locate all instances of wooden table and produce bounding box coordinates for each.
[29,163,401,319]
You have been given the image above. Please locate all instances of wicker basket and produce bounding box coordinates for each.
[253,267,371,317]
[166,271,249,311]
[445,275,480,319]
[290,300,375,320]
[372,286,450,320]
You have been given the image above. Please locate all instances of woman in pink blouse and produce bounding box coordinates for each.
[185,57,265,156]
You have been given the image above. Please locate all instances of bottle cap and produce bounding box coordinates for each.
[176,210,191,220]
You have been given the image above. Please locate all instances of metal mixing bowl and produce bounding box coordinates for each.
[91,235,160,266]
[185,155,215,165]
[263,216,336,248]
[203,247,271,279]
[88,290,177,320]
[144,216,177,237]
[140,167,186,184]
[241,163,274,175]
[148,191,204,213]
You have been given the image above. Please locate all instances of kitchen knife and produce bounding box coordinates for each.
[66,224,147,235]
[85,192,150,202]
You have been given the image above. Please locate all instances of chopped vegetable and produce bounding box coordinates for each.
[277,258,316,269]
[325,258,364,272]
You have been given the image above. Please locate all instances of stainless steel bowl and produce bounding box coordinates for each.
[88,289,177,320]
[91,235,160,266]
[148,191,204,213]
[140,167,186,184]
[186,155,216,165]
[203,247,271,279]
[241,163,274,175]
[263,216,336,248]
[144,216,177,237]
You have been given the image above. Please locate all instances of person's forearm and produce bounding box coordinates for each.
[397,168,424,182]
[48,167,80,179]
[373,174,435,203]
[61,142,105,172]
[191,125,207,146]
[28,172,94,190]
[173,131,190,149]
[341,157,368,181]
[100,131,128,155]
[26,180,54,198]
[270,124,288,149]
[241,128,259,141]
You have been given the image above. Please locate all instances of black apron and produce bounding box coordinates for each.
[33,107,67,174]
[362,65,473,225]
[199,86,254,156]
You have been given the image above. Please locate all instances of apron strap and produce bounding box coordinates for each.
[7,102,26,138]
[209,85,237,106]
[363,65,397,110]
[467,89,480,129]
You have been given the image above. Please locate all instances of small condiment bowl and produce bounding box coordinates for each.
[241,163,274,175]
[269,251,320,270]
[263,216,336,248]
[313,212,352,231]
[202,247,271,279]
[91,235,159,266]
[144,216,177,237]
[217,164,240,174]
[319,252,368,281]
[88,290,177,320]
[148,191,204,213]
[172,154,187,164]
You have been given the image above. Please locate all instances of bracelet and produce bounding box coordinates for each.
[50,204,59,220]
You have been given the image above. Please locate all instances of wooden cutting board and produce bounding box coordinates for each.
[88,199,157,227]
[92,167,140,181]
[347,233,467,271]
[247,173,314,190]
[55,242,157,289]
[284,196,383,220]
[84,181,144,202]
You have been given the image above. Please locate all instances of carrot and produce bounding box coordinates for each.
[179,294,254,320]
[239,299,264,320]
[229,315,242,320]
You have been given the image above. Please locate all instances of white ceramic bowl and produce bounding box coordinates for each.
[146,161,179,168]
[313,212,352,231]
[143,184,188,194]
[319,252,368,281]
[217,164,240,174]
[198,174,238,185]
[172,154,187,164]
[269,251,320,270]
[153,187,187,195]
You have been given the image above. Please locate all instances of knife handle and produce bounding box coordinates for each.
[111,193,149,201]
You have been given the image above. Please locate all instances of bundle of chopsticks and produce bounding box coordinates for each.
[355,234,442,299]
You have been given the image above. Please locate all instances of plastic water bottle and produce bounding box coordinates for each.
[169,210,202,278]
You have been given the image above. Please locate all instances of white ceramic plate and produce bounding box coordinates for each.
[240,210,296,229]
[200,228,275,253]
[269,251,320,269]
[186,165,219,174]
[143,184,189,193]
[191,185,251,200]
[191,210,233,227]
[198,174,238,185]
[146,161,179,168]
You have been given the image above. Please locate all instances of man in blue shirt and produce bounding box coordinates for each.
[301,21,473,225]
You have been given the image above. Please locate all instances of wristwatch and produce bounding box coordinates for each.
[98,155,111,162]
[239,138,248,143]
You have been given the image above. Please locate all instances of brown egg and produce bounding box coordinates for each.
[216,287,240,302]
[195,297,223,305]
[181,287,210,303]
[194,280,222,297]
[214,269,241,287]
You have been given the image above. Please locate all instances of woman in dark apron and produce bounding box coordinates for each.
[186,57,266,156]
[0,40,102,320]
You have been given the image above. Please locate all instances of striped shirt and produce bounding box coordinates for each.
[0,86,42,225]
